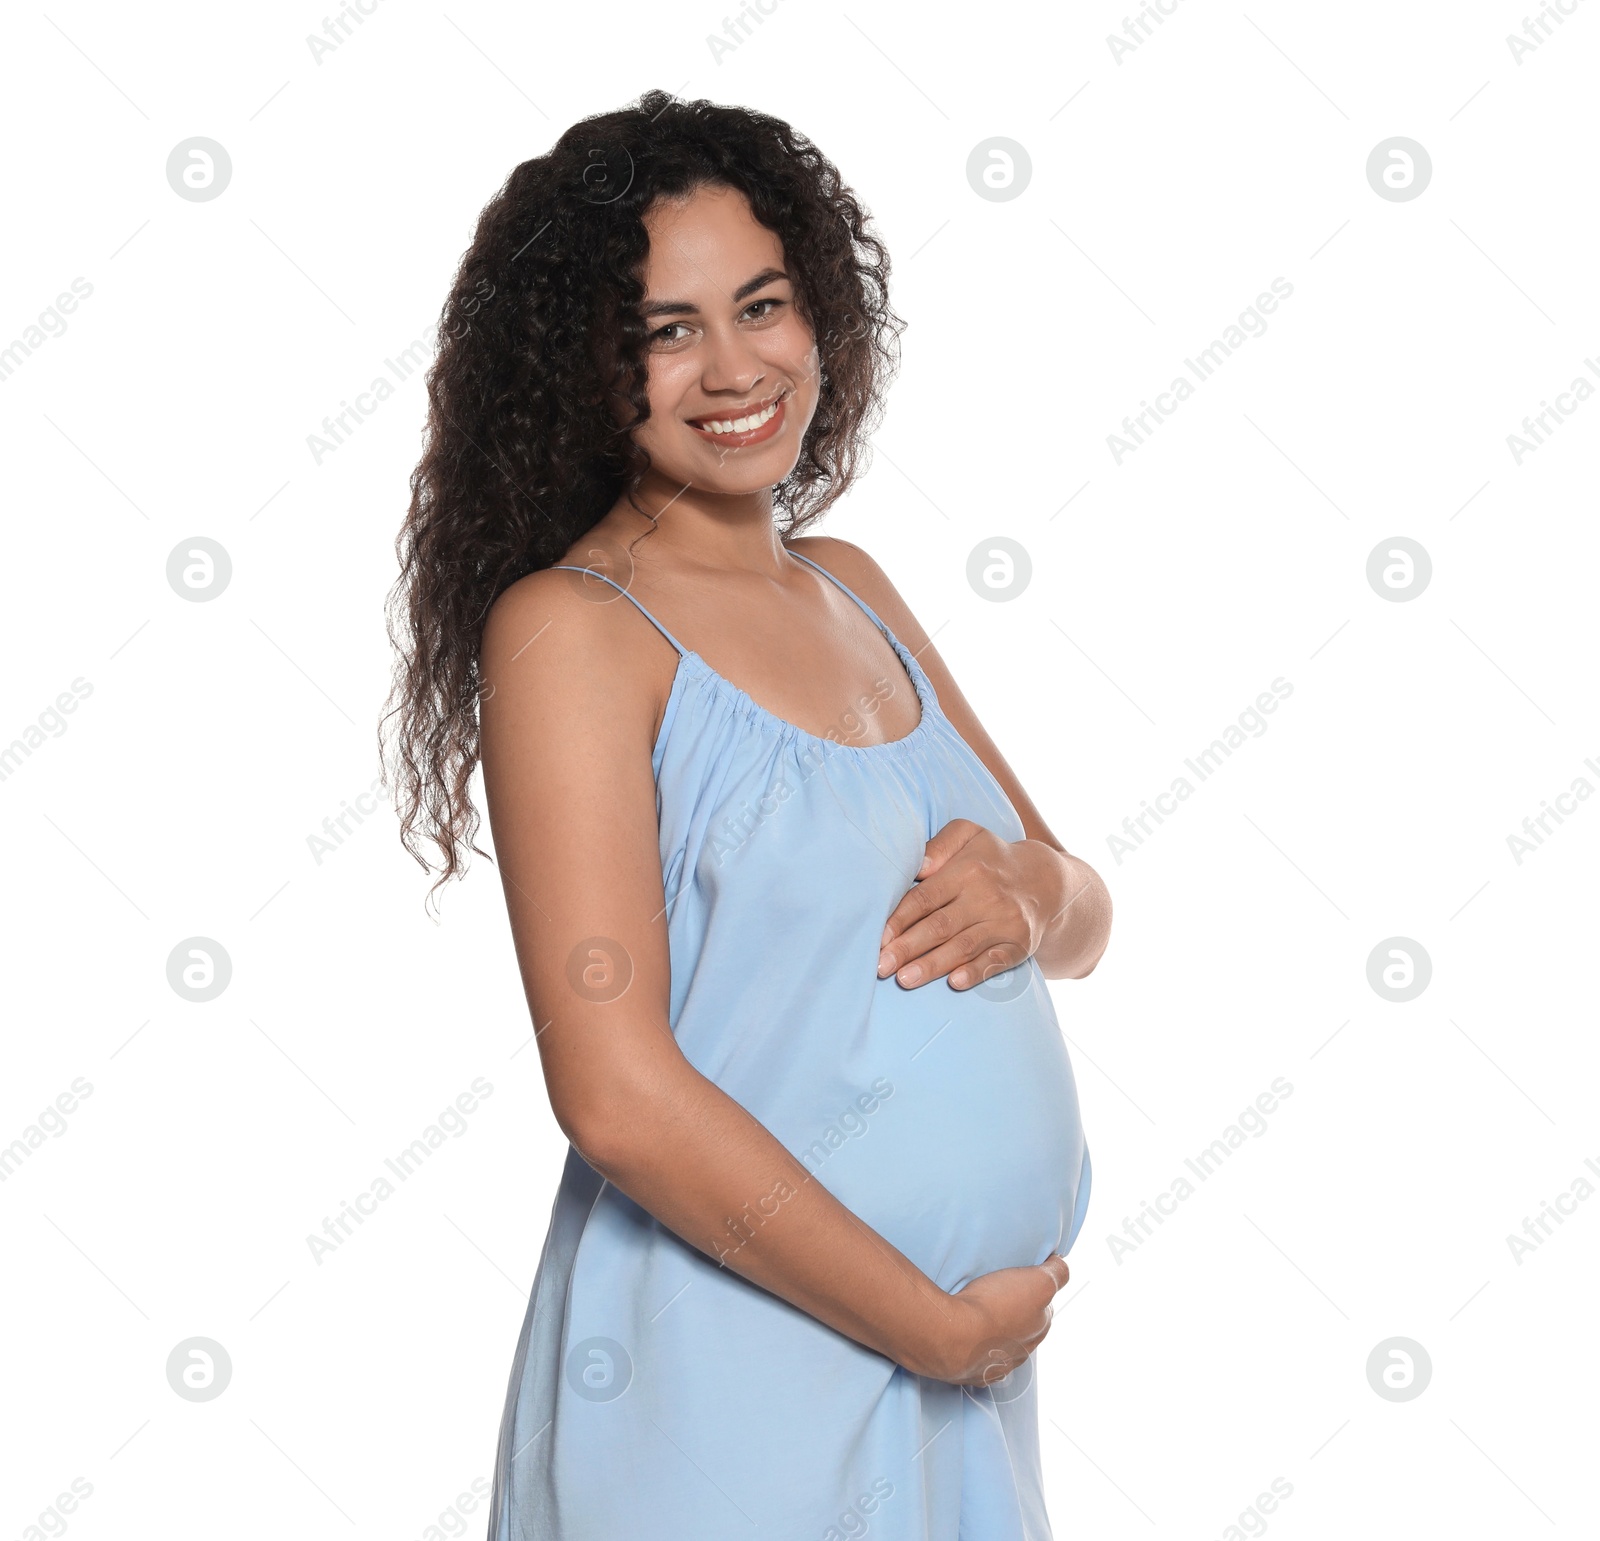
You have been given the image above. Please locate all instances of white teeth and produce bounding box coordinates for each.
[696,399,779,435]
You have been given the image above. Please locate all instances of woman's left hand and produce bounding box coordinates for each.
[877,819,1067,990]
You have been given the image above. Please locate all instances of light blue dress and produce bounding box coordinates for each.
[489,549,1091,1540]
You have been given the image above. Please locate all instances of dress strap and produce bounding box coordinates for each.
[784,548,894,641]
[546,565,689,657]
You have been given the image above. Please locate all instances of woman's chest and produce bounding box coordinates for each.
[659,729,1026,920]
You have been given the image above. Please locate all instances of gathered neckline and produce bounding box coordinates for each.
[662,631,939,761]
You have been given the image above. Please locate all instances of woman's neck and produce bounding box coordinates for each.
[607,474,792,580]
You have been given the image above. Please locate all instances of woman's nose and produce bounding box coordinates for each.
[696,324,767,395]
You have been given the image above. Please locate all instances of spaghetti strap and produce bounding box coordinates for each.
[784,547,894,639]
[546,564,689,657]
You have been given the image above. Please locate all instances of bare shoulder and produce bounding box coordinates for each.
[481,565,621,689]
[479,565,671,759]
[784,534,931,653]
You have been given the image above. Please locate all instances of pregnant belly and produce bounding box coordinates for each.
[811,962,1090,1292]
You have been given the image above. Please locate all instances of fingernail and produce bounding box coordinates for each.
[898,964,921,986]
[877,952,892,977]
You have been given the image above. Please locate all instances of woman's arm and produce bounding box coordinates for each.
[787,536,1113,983]
[476,570,1069,1384]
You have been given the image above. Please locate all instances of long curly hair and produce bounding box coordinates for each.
[379,89,905,911]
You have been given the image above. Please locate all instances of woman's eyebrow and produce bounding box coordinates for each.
[640,267,789,318]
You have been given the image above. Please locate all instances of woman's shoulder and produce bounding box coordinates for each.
[483,563,615,664]
[783,532,892,596]
[784,534,930,653]
[480,562,676,756]
[484,550,675,657]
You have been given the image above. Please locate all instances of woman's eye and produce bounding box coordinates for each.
[650,300,782,346]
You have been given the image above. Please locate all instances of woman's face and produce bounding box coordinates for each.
[625,183,820,497]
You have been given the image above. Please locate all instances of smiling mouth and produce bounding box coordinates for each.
[685,388,788,440]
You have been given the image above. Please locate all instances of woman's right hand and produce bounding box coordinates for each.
[906,1254,1072,1386]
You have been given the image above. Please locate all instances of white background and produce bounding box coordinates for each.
[2,2,1596,1538]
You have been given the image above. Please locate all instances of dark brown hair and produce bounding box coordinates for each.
[379,88,905,910]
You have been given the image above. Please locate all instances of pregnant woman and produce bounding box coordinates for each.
[383,91,1111,1540]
